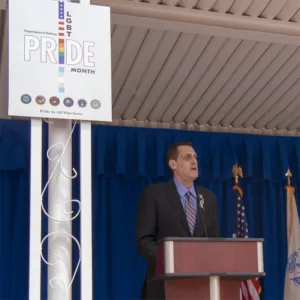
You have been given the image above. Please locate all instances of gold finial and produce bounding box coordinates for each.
[285,168,292,186]
[232,164,243,185]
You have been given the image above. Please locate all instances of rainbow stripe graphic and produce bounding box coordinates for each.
[58,1,65,93]
[59,39,64,64]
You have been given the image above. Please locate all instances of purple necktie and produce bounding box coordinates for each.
[185,192,196,234]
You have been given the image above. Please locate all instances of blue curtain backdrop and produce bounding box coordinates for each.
[1,119,300,300]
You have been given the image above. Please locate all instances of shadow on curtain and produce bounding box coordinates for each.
[1,119,300,300]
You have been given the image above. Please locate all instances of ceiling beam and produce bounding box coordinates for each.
[94,118,300,137]
[90,0,300,42]
[111,13,300,46]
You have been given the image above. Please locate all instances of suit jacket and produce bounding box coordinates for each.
[136,179,220,300]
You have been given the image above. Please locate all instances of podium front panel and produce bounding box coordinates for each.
[156,239,264,275]
[174,241,259,273]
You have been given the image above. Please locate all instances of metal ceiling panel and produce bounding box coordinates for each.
[196,0,217,11]
[233,46,300,127]
[255,76,300,129]
[245,0,273,17]
[287,114,300,130]
[178,0,198,9]
[170,36,227,123]
[196,40,256,124]
[260,0,290,19]
[229,0,253,15]
[112,26,148,105]
[111,25,131,73]
[245,63,300,128]
[151,34,211,122]
[136,32,196,121]
[221,44,296,126]
[206,42,271,126]
[213,0,235,13]
[183,38,242,123]
[276,0,300,21]
[268,99,300,130]
[161,0,180,6]
[291,9,300,22]
[122,30,180,120]
[113,28,165,117]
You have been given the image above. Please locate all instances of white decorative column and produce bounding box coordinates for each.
[47,119,73,299]
[78,0,93,296]
[29,119,43,300]
[79,2,93,299]
[80,120,92,299]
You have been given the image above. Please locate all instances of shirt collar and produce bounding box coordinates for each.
[173,177,197,198]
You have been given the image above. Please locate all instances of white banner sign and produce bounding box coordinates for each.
[9,0,112,121]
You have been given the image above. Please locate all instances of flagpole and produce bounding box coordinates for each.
[285,168,294,248]
[285,168,292,186]
[284,168,300,299]
[232,163,262,299]
[232,164,243,238]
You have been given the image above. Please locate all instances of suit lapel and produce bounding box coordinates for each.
[164,180,191,235]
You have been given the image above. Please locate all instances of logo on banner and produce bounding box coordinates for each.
[91,99,101,109]
[287,249,300,288]
[49,96,60,106]
[78,99,87,108]
[63,97,74,107]
[35,96,46,105]
[21,94,32,104]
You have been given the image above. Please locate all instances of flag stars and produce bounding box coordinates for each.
[236,196,249,239]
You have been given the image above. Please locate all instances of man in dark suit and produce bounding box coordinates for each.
[136,141,220,300]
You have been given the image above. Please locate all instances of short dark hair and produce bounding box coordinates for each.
[166,141,193,163]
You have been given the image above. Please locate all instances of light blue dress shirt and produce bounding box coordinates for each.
[173,177,197,215]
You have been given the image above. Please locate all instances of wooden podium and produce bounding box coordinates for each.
[154,238,265,300]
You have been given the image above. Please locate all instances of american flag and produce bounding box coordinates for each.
[233,187,262,300]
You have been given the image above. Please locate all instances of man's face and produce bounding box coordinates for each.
[170,145,198,182]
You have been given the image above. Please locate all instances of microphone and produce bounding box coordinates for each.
[198,193,208,238]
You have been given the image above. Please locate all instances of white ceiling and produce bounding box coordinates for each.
[2,0,300,136]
